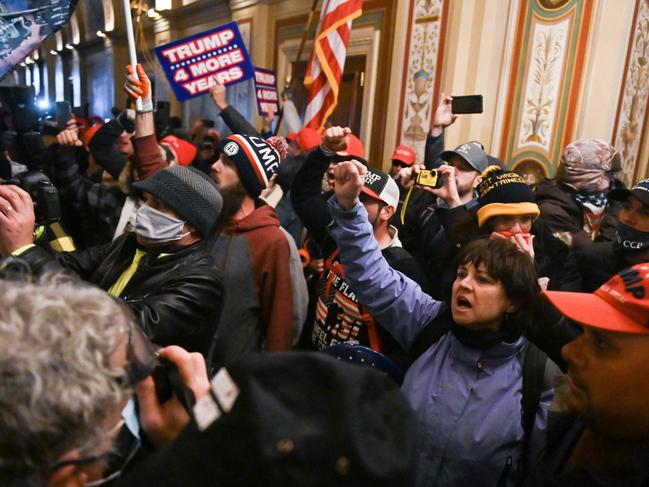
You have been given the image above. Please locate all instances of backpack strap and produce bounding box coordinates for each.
[360,305,383,352]
[518,341,559,478]
[521,342,547,439]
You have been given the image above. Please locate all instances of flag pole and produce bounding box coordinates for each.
[122,0,142,111]
[275,0,319,135]
[290,0,320,86]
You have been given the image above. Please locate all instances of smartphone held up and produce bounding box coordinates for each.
[451,95,483,114]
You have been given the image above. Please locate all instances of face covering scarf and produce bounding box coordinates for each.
[615,223,649,255]
[135,204,189,243]
[574,189,609,240]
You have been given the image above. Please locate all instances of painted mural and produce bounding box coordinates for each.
[500,0,593,176]
[613,0,649,186]
[397,0,447,163]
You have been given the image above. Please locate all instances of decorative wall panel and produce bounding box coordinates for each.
[396,0,448,163]
[612,0,649,186]
[500,0,593,177]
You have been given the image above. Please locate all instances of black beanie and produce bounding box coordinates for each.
[132,166,223,237]
[217,134,287,198]
[476,165,540,228]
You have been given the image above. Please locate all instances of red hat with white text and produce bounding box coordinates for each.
[543,264,649,334]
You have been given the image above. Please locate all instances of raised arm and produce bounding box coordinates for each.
[208,78,260,137]
[291,127,349,245]
[327,161,443,349]
[124,64,168,180]
[425,93,457,169]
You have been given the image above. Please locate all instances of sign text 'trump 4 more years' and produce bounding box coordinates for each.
[253,67,279,116]
[155,22,255,102]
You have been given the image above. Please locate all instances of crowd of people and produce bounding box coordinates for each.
[0,64,648,487]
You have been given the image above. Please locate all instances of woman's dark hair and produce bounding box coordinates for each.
[455,238,540,327]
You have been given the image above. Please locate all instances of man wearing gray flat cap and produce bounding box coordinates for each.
[0,165,224,356]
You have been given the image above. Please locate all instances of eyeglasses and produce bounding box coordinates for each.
[49,416,141,486]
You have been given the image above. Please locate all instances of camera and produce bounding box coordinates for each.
[4,171,61,225]
[0,86,49,171]
[151,357,194,414]
[415,169,445,189]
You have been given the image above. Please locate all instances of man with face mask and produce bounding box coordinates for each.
[574,178,649,291]
[0,166,224,356]
[535,138,623,249]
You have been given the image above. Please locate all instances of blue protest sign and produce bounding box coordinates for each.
[155,22,254,102]
[253,67,279,116]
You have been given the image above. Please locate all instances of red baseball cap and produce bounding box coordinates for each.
[161,135,197,166]
[542,264,649,334]
[336,134,365,161]
[295,127,322,152]
[391,145,416,166]
[82,123,102,148]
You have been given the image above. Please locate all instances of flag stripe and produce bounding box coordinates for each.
[303,0,363,129]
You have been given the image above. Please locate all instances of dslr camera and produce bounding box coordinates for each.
[0,86,61,225]
[415,169,445,189]
[4,171,61,225]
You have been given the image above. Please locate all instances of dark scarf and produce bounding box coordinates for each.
[450,321,520,350]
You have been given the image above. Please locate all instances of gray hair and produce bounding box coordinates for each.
[0,276,131,486]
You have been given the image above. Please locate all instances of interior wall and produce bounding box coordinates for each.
[15,0,647,181]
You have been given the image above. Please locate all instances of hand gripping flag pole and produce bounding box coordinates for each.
[122,0,143,112]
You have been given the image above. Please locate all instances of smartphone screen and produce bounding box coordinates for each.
[451,95,483,114]
[56,101,71,128]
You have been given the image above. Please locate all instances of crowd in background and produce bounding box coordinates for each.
[0,64,648,487]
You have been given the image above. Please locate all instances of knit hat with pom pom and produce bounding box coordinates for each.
[217,134,288,198]
[476,165,540,228]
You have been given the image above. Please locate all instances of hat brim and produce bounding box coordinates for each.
[391,158,414,166]
[439,149,461,163]
[476,202,540,228]
[542,290,649,334]
[361,186,385,204]
[132,178,155,194]
[609,187,649,207]
[440,150,481,172]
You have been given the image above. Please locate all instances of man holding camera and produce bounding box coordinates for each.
[0,277,212,486]
[397,139,489,299]
[0,165,224,357]
[0,278,414,487]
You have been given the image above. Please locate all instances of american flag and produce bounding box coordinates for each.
[303,0,363,130]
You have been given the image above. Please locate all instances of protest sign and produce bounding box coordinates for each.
[155,22,255,102]
[253,67,279,116]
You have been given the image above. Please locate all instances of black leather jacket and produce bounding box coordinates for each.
[17,233,223,356]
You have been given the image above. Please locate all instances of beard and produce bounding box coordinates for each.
[217,181,248,226]
[457,180,475,199]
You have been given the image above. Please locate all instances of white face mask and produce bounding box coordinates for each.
[134,204,189,243]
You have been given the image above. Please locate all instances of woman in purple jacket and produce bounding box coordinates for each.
[326,161,558,487]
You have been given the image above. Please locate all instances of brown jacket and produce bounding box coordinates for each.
[535,179,622,249]
[206,205,308,366]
